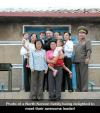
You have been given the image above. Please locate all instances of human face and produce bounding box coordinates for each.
[64,33,70,41]
[50,42,56,50]
[57,40,63,47]
[31,33,37,43]
[40,33,45,39]
[36,41,42,50]
[23,33,29,40]
[57,36,63,40]
[78,32,86,40]
[54,32,59,39]
[46,31,53,39]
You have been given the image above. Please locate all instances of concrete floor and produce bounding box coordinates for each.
[0,90,100,99]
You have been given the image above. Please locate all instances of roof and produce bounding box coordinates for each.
[0,9,100,17]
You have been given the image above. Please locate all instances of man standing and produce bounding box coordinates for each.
[39,32,46,44]
[73,26,92,92]
[43,30,54,91]
[43,30,54,51]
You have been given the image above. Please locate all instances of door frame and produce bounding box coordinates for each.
[23,25,71,33]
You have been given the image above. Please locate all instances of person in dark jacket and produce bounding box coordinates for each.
[43,30,55,91]
[43,30,54,51]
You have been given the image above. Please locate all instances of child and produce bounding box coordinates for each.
[48,39,72,78]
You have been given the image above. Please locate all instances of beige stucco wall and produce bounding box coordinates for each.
[0,23,100,41]
[90,45,100,64]
[0,45,22,64]
[0,23,23,89]
[0,23,22,41]
[89,69,100,87]
[71,24,100,41]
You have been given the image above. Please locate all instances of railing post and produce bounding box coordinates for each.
[21,56,24,90]
[8,69,12,91]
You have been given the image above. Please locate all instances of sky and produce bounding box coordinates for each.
[0,0,100,11]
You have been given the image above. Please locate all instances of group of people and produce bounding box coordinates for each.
[20,26,92,101]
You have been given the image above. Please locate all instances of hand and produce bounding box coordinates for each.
[58,50,62,55]
[47,59,50,63]
[26,53,29,57]
[69,71,72,79]
[44,70,48,74]
[85,58,90,64]
[27,51,29,54]
[31,69,34,72]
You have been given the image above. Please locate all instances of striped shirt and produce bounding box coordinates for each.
[29,49,48,71]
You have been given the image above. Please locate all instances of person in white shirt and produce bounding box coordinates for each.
[27,33,37,67]
[63,32,74,92]
[26,33,37,68]
[20,33,31,92]
[20,33,37,92]
[21,33,30,52]
[29,33,37,51]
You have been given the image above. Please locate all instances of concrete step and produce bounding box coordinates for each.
[0,90,100,99]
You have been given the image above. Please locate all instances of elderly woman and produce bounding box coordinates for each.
[46,40,64,101]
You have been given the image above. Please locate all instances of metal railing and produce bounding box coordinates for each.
[0,40,100,45]
[11,63,100,69]
[0,41,21,45]
[91,41,100,46]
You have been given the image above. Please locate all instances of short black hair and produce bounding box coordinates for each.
[40,32,45,35]
[49,39,57,44]
[34,39,44,49]
[64,32,71,36]
[30,32,38,38]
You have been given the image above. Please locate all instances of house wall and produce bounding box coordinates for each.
[0,19,100,89]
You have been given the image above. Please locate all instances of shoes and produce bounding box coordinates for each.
[53,70,58,77]
[69,72,72,78]
[31,96,37,101]
[37,97,43,101]
[49,98,55,101]
[68,90,73,92]
[55,98,61,101]
[32,99,37,101]
[49,96,55,101]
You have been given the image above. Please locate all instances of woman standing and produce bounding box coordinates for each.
[26,33,37,68]
[47,40,64,101]
[63,32,73,92]
[29,39,48,100]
